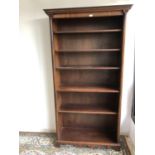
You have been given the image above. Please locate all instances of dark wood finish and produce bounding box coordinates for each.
[49,19,62,140]
[54,29,122,34]
[52,11,123,19]
[58,52,121,67]
[117,13,127,142]
[56,66,120,70]
[59,70,120,88]
[55,49,120,52]
[44,5,131,149]
[44,5,132,16]
[57,86,119,93]
[61,113,117,128]
[54,16,123,31]
[59,104,117,115]
[61,92,119,105]
[57,33,121,50]
[60,127,118,144]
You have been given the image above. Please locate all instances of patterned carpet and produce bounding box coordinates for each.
[19,132,130,155]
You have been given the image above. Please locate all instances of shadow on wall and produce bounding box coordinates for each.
[30,18,56,131]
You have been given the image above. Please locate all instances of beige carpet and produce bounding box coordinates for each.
[19,132,131,155]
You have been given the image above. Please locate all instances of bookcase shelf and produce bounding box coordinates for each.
[54,29,122,34]
[57,86,119,93]
[44,5,131,149]
[59,127,119,146]
[59,104,117,115]
[56,66,120,70]
[55,49,121,53]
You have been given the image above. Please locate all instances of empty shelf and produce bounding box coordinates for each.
[56,66,120,70]
[55,49,121,53]
[59,104,117,115]
[54,29,122,34]
[57,86,119,93]
[59,127,119,146]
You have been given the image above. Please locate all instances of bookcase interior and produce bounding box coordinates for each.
[53,16,123,145]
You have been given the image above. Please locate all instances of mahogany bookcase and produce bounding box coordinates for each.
[44,5,132,150]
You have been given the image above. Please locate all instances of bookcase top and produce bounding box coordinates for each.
[44,5,132,16]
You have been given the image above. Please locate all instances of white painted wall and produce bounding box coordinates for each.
[19,0,134,135]
[121,6,135,134]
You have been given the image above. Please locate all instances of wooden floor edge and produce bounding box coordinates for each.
[125,136,135,155]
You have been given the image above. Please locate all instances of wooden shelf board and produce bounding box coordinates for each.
[57,86,119,93]
[54,29,122,34]
[56,66,120,70]
[59,127,119,146]
[55,49,121,53]
[59,104,117,115]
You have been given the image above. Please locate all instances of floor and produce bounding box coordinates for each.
[19,132,133,155]
[125,137,135,155]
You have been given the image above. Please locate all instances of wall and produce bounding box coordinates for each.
[121,6,134,134]
[19,0,134,134]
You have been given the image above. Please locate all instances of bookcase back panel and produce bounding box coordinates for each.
[62,113,117,130]
[54,16,123,31]
[59,52,121,67]
[61,92,119,111]
[57,33,122,50]
[60,70,120,88]
[60,127,117,143]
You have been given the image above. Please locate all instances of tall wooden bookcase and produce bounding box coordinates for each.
[44,5,132,149]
